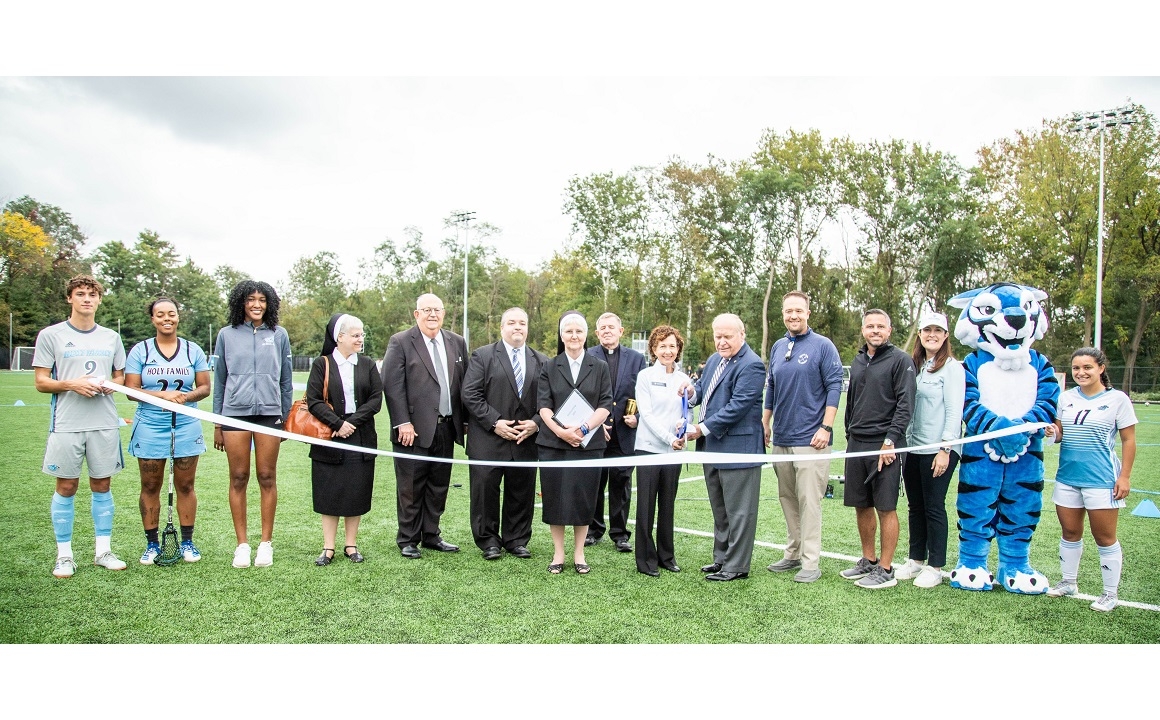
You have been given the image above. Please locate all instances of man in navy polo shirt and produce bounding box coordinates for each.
[762,291,844,583]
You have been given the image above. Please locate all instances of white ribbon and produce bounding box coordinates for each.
[104,379,1048,470]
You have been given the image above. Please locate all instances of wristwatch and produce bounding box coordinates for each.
[820,424,833,434]
[939,446,952,453]
[882,438,894,446]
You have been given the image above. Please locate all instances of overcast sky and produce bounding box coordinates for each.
[5,76,1158,288]
[2,6,1158,292]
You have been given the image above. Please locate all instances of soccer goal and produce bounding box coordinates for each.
[12,347,35,371]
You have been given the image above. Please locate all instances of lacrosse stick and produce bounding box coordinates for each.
[156,411,181,565]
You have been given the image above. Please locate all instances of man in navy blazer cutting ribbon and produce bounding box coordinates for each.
[682,313,767,581]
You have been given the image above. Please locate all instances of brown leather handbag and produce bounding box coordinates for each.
[284,359,333,439]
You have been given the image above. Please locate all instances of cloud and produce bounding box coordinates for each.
[52,77,312,148]
[3,76,1160,289]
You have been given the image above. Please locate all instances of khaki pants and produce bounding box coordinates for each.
[773,445,831,571]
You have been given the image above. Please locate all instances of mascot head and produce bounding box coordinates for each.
[948,282,1049,368]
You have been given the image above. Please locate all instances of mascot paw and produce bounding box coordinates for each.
[949,565,994,591]
[998,565,1049,594]
[984,437,1030,463]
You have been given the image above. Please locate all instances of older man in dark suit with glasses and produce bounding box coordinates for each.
[381,293,468,559]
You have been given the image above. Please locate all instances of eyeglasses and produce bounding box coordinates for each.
[784,339,796,361]
[418,307,445,316]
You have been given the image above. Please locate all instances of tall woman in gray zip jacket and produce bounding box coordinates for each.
[212,280,294,569]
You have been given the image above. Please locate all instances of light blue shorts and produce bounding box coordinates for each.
[128,419,207,459]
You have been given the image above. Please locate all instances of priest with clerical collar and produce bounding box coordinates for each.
[584,312,648,551]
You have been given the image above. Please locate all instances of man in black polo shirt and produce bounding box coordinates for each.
[839,309,915,589]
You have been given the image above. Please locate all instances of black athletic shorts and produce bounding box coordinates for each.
[220,415,282,432]
[843,437,904,511]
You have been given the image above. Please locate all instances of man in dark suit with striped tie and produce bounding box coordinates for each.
[461,307,548,560]
[682,313,767,581]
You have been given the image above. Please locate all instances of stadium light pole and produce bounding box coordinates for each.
[1067,104,1137,350]
[451,210,476,347]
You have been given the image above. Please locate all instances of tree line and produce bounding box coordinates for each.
[3,106,1157,389]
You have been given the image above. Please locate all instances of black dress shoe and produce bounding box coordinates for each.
[584,535,599,547]
[343,546,364,563]
[315,549,335,566]
[507,545,532,559]
[482,546,502,560]
[421,540,460,553]
[706,571,749,582]
[639,568,660,577]
[400,545,421,559]
[614,539,632,553]
[661,562,681,573]
[700,562,722,573]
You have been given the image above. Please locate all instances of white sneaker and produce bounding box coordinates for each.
[53,556,77,578]
[894,559,924,580]
[1046,579,1078,597]
[1090,592,1118,612]
[233,543,252,568]
[254,541,273,567]
[94,551,127,570]
[914,565,943,588]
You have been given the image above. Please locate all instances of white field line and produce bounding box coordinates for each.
[533,475,1160,613]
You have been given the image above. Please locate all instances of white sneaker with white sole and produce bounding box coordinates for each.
[254,541,273,567]
[914,565,943,588]
[53,556,77,578]
[1090,592,1118,612]
[1046,579,1078,597]
[233,543,252,568]
[94,551,127,570]
[894,559,924,581]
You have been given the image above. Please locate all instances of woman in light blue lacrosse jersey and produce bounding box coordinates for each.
[1045,347,1137,612]
[125,298,211,565]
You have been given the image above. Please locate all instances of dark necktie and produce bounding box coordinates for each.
[512,348,524,397]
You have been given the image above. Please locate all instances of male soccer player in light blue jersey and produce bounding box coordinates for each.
[33,274,127,578]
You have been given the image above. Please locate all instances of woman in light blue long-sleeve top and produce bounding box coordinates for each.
[897,312,965,588]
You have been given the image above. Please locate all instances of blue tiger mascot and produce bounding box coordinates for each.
[948,282,1059,594]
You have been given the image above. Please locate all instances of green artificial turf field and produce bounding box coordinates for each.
[1,370,1157,644]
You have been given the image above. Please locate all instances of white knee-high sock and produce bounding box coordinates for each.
[1059,538,1082,582]
[1097,542,1122,596]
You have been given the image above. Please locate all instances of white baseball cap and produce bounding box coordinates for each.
[918,312,949,332]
